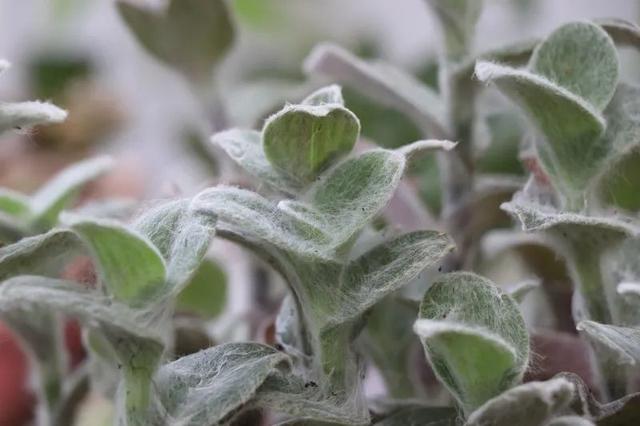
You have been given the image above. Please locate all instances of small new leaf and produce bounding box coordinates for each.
[263,100,360,187]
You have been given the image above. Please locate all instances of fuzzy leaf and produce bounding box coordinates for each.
[29,156,113,228]
[577,320,640,366]
[212,129,299,194]
[475,61,606,199]
[0,276,164,424]
[304,43,448,137]
[64,216,167,306]
[136,201,216,294]
[329,230,454,327]
[0,229,82,281]
[262,100,360,187]
[117,0,234,82]
[153,342,289,425]
[466,378,575,426]
[197,148,409,257]
[0,101,67,134]
[415,272,529,414]
[176,259,227,319]
[424,0,483,60]
[529,22,619,110]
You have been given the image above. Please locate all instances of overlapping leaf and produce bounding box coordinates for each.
[415,272,529,414]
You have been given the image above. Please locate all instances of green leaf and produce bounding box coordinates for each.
[415,272,529,414]
[29,156,113,228]
[212,128,300,194]
[577,320,640,366]
[0,229,82,281]
[596,18,640,50]
[304,43,448,137]
[529,21,619,110]
[0,101,67,134]
[64,215,167,306]
[424,0,483,60]
[176,259,227,318]
[466,378,575,426]
[117,0,234,82]
[475,61,606,202]
[330,230,454,327]
[153,342,289,425]
[262,98,360,187]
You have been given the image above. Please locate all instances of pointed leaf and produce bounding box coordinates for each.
[0,101,67,134]
[466,378,575,426]
[212,129,300,194]
[529,21,619,110]
[153,342,289,426]
[30,156,113,228]
[476,61,606,198]
[117,0,234,82]
[304,43,448,137]
[415,272,529,414]
[508,278,541,303]
[64,216,166,306]
[262,101,360,187]
[577,320,640,366]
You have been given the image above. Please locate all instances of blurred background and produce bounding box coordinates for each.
[1,1,640,424]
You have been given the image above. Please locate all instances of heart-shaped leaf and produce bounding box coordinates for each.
[529,21,619,110]
[415,272,529,414]
[475,61,606,204]
[117,0,234,82]
[466,378,575,426]
[262,99,360,187]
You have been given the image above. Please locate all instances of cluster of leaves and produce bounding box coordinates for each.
[3,0,640,425]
